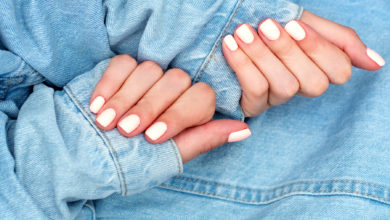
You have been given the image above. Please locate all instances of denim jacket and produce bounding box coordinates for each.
[1,0,390,219]
[0,0,302,219]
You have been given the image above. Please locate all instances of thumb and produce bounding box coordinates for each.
[173,119,251,163]
[301,10,385,70]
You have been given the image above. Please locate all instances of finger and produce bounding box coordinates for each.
[222,35,270,117]
[300,10,385,70]
[232,23,299,106]
[144,82,216,144]
[117,69,191,137]
[285,20,353,85]
[258,19,329,97]
[173,119,251,163]
[95,61,163,130]
[90,55,137,114]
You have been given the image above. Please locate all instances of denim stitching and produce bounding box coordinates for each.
[168,139,183,174]
[83,203,96,220]
[295,5,304,20]
[159,176,390,205]
[159,185,390,205]
[192,0,243,83]
[64,86,128,196]
[172,176,390,191]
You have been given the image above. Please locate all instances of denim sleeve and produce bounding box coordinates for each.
[105,0,303,119]
[1,57,182,219]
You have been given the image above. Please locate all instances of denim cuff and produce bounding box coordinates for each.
[177,0,303,120]
[65,59,183,196]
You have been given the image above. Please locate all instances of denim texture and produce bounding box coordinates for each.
[96,0,390,219]
[0,0,303,219]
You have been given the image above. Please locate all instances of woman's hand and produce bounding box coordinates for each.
[89,55,251,163]
[222,10,385,117]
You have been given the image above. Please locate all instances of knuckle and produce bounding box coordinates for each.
[344,27,359,39]
[165,68,192,88]
[112,54,137,67]
[306,76,329,97]
[273,39,296,57]
[194,82,216,119]
[247,80,269,100]
[274,80,299,101]
[333,56,352,85]
[139,60,163,78]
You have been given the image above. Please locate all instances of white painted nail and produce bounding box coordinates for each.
[145,122,167,141]
[90,96,105,114]
[96,108,116,127]
[285,20,306,41]
[118,114,141,134]
[236,24,254,44]
[259,19,280,41]
[228,128,251,142]
[367,48,386,67]
[224,35,238,51]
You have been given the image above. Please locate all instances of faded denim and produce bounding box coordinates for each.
[0,0,302,219]
[1,0,389,219]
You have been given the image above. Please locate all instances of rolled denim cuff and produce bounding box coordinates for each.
[65,59,183,196]
[174,0,303,120]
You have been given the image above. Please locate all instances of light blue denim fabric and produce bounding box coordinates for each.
[0,0,303,219]
[95,0,390,219]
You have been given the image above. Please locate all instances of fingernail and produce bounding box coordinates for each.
[224,35,238,51]
[259,19,280,41]
[96,108,116,127]
[236,24,254,44]
[145,122,167,141]
[228,128,251,142]
[285,20,306,41]
[118,114,140,134]
[90,96,105,114]
[367,48,386,67]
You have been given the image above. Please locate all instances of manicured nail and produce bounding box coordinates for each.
[367,48,385,67]
[118,114,141,134]
[145,122,167,141]
[259,19,280,41]
[224,35,238,51]
[236,24,254,44]
[96,108,116,127]
[228,128,251,142]
[285,20,306,41]
[90,96,105,114]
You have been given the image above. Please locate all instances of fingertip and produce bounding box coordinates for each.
[144,121,168,144]
[285,20,306,41]
[366,48,386,68]
[258,18,281,41]
[90,96,105,114]
[223,35,238,51]
[117,114,141,137]
[227,128,252,143]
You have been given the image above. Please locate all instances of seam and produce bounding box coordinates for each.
[159,176,390,205]
[159,184,390,205]
[295,5,304,20]
[171,176,390,191]
[168,138,183,174]
[64,86,128,195]
[83,203,96,220]
[192,0,243,83]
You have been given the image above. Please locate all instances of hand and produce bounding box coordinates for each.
[222,10,385,117]
[89,55,251,163]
